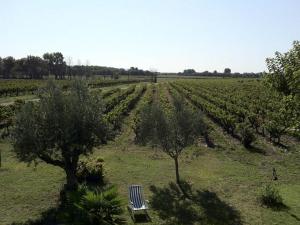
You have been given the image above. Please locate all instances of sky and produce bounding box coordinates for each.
[1,0,300,73]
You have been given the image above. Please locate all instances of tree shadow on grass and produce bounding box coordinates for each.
[261,200,290,212]
[194,190,243,225]
[150,181,243,225]
[247,145,266,155]
[289,212,300,222]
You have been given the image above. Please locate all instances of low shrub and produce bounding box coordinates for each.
[63,185,126,225]
[238,123,256,148]
[77,157,105,185]
[76,185,126,225]
[260,184,283,208]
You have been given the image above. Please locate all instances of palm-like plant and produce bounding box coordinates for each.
[75,186,126,225]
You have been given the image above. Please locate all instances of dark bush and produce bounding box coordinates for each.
[76,157,105,185]
[260,184,283,208]
[238,123,256,148]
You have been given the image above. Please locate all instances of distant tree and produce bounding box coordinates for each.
[43,52,66,79]
[224,68,231,74]
[183,69,196,75]
[66,56,73,79]
[265,40,300,96]
[12,81,110,190]
[135,98,207,185]
[24,55,47,79]
[0,57,3,76]
[2,56,15,79]
[85,60,90,79]
[12,58,26,78]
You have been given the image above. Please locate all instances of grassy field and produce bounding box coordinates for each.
[0,81,299,225]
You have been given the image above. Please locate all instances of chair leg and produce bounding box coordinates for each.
[145,209,151,221]
[128,206,135,223]
[131,210,135,223]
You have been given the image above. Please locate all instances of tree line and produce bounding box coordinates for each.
[0,52,155,80]
[179,68,262,78]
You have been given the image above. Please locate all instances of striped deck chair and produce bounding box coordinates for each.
[128,185,149,219]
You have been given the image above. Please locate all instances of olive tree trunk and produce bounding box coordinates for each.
[174,157,180,184]
[65,166,78,190]
[64,156,79,190]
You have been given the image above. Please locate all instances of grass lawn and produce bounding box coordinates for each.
[0,84,299,225]
[0,141,64,225]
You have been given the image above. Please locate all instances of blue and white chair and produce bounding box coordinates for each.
[128,185,149,220]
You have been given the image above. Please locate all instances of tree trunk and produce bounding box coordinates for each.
[204,133,214,148]
[65,166,78,190]
[174,157,180,184]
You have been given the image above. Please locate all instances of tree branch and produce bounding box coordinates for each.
[38,154,64,168]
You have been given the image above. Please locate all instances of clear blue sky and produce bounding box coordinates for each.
[1,0,300,73]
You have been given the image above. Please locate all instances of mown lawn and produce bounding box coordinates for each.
[0,141,64,225]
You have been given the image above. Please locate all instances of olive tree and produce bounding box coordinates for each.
[135,98,207,185]
[265,41,300,137]
[265,40,300,96]
[12,81,110,190]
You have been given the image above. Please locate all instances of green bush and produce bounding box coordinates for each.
[63,185,126,225]
[260,184,283,208]
[238,123,256,148]
[76,186,126,225]
[77,157,105,185]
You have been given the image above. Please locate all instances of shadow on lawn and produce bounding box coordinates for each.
[248,145,266,155]
[149,181,243,225]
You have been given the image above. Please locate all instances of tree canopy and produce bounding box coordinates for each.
[12,81,110,190]
[135,97,207,184]
[265,40,300,96]
[265,40,300,139]
[224,68,231,74]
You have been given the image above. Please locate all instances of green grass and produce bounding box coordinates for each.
[0,141,64,225]
[0,81,299,225]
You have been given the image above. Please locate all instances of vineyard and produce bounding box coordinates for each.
[1,78,299,152]
[0,78,299,225]
[170,79,299,146]
[0,78,150,97]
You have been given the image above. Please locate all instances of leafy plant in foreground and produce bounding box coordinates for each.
[73,186,126,225]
